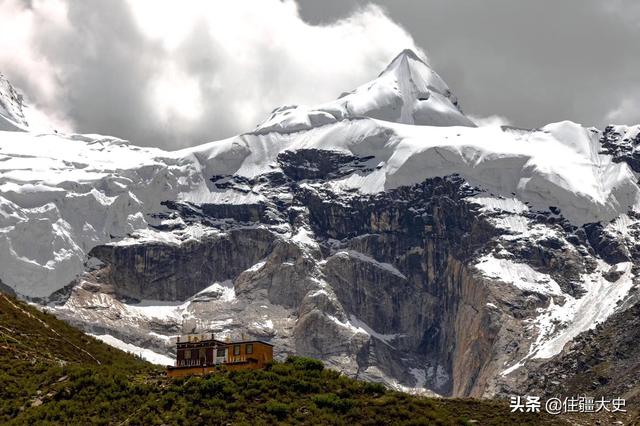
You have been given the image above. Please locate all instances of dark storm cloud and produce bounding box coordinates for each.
[1,1,638,150]
[0,0,419,149]
[298,0,640,128]
[44,1,168,145]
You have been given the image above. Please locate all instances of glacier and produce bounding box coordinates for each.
[1,116,637,296]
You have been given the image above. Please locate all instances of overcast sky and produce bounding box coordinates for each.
[1,0,639,149]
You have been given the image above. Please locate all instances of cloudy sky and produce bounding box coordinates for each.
[1,0,639,149]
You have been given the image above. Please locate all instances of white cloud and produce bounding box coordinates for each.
[0,0,420,148]
[0,0,72,131]
[605,97,640,125]
[468,114,512,128]
[600,0,640,30]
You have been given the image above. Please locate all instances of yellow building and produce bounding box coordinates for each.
[167,334,273,377]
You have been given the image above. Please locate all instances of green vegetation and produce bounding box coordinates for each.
[0,293,566,425]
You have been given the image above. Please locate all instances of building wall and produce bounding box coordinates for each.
[167,360,267,378]
[171,340,273,372]
[227,341,273,365]
[176,340,227,367]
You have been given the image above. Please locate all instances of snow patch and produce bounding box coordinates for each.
[126,300,192,322]
[291,227,318,248]
[335,250,407,280]
[252,319,274,330]
[502,261,635,374]
[245,260,267,273]
[90,333,175,365]
[327,314,400,345]
[470,196,529,214]
[195,280,236,302]
[475,255,563,296]
[533,261,634,359]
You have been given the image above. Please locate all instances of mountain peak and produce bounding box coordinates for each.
[379,48,428,76]
[254,49,474,134]
[340,48,474,127]
[379,49,463,105]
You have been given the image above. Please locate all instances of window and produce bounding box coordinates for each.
[199,348,206,359]
[217,348,226,357]
[246,343,253,354]
[184,349,191,359]
[233,345,241,355]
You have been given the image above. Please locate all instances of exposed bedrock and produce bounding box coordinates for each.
[600,125,640,173]
[89,227,276,300]
[71,171,619,397]
[289,176,523,395]
[234,238,321,309]
[277,148,374,181]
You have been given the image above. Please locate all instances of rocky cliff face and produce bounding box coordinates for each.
[65,173,508,395]
[600,125,640,173]
[50,152,639,396]
[88,228,277,301]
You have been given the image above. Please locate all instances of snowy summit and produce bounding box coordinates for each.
[255,49,475,134]
[0,49,638,298]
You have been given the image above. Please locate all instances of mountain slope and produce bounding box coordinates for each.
[1,50,639,397]
[0,73,57,133]
[518,299,640,406]
[0,292,151,421]
[1,294,565,425]
[0,74,28,131]
[0,292,143,366]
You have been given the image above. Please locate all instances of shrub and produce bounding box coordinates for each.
[362,382,386,395]
[286,356,324,372]
[263,400,291,420]
[311,393,354,413]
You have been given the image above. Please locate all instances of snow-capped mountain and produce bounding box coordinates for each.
[0,74,29,131]
[0,73,58,133]
[1,50,639,396]
[255,49,475,133]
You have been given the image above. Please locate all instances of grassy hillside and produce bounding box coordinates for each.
[0,292,152,422]
[1,293,566,425]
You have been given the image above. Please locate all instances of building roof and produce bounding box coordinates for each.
[226,340,274,347]
[176,338,273,347]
